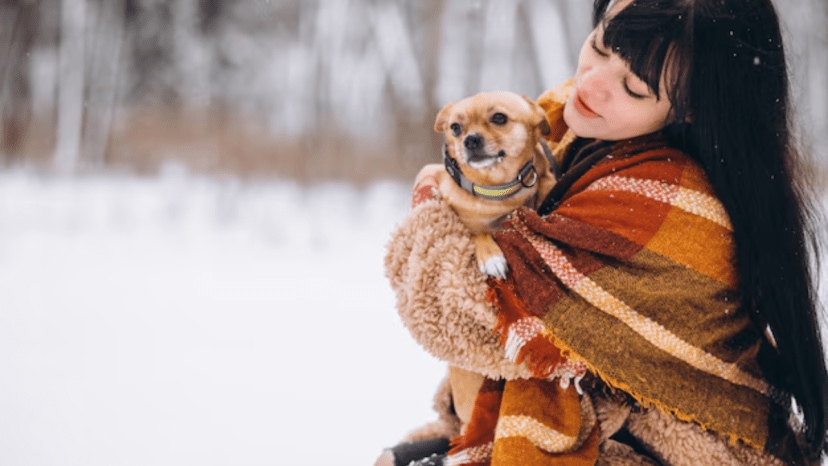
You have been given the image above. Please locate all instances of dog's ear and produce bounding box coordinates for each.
[538,118,551,136]
[434,102,455,133]
[521,94,551,136]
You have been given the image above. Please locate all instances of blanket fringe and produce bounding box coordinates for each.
[445,442,493,466]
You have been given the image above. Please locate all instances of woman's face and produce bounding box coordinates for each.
[564,6,675,141]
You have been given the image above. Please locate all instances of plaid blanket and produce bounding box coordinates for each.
[486,131,785,455]
[446,281,600,466]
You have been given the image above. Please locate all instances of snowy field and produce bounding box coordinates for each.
[0,168,447,466]
[0,168,826,466]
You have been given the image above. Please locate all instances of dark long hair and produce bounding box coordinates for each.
[593,0,827,460]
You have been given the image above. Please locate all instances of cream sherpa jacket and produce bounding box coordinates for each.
[385,198,789,466]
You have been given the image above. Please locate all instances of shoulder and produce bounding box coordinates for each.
[565,140,719,209]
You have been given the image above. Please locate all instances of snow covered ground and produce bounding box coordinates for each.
[0,168,447,466]
[0,168,825,466]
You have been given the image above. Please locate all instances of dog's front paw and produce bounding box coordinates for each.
[473,233,509,279]
[479,255,509,279]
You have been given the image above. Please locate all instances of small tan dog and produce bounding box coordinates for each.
[399,92,559,451]
[377,89,569,466]
[427,91,556,279]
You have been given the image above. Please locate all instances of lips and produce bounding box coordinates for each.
[572,90,600,118]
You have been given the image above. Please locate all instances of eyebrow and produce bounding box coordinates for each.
[590,34,609,57]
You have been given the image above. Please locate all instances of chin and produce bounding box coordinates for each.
[562,105,585,136]
[563,105,600,138]
[564,108,598,139]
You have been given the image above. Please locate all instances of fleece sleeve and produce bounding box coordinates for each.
[384,199,531,381]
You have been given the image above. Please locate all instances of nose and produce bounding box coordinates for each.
[579,64,612,102]
[464,133,483,150]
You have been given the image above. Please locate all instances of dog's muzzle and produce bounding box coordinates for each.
[463,133,505,165]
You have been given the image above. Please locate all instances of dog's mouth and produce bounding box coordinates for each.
[466,149,507,169]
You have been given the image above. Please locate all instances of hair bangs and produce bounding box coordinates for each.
[598,1,692,119]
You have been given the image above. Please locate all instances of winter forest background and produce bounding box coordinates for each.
[1,1,827,465]
[2,0,825,182]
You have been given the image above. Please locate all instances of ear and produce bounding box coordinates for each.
[536,79,574,142]
[434,102,455,133]
[521,94,551,136]
[538,118,551,136]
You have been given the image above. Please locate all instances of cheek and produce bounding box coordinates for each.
[562,102,578,128]
[448,137,464,156]
[509,125,529,148]
[573,37,592,72]
[575,48,591,75]
[622,104,671,134]
[492,125,529,154]
[645,102,673,128]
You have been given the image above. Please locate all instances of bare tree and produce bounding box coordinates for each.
[775,0,828,174]
[400,1,448,167]
[368,0,434,171]
[0,0,38,163]
[525,0,590,93]
[122,0,177,106]
[53,0,86,172]
[81,0,126,168]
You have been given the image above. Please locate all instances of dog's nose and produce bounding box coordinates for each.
[464,133,484,150]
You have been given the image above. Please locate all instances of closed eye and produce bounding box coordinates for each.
[623,78,648,100]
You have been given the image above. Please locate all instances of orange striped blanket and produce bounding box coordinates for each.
[462,131,786,465]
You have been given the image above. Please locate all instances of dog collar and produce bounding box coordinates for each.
[443,145,538,201]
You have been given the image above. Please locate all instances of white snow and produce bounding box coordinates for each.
[0,168,446,466]
[0,168,825,466]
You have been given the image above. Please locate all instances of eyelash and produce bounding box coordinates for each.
[623,79,647,100]
[591,34,648,100]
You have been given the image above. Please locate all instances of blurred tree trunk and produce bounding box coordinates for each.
[557,0,593,68]
[82,0,126,168]
[122,0,176,106]
[410,1,447,168]
[479,1,519,91]
[775,0,828,175]
[369,0,432,172]
[525,0,591,92]
[370,2,425,108]
[306,0,347,179]
[436,0,487,104]
[54,0,86,172]
[0,0,38,163]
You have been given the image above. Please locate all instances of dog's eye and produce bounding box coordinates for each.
[450,123,462,136]
[491,113,508,125]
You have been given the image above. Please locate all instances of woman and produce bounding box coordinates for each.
[378,0,827,464]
